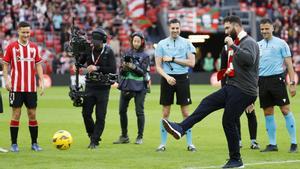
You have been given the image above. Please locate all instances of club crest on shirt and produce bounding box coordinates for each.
[30,48,35,53]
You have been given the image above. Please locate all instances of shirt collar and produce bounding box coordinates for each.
[18,39,29,46]
[237,30,247,41]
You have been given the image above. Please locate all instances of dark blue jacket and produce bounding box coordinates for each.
[118,50,150,92]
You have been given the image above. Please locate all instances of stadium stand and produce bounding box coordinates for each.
[0,0,299,74]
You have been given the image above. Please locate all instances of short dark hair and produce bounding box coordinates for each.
[260,18,273,25]
[223,15,242,26]
[168,18,180,26]
[18,21,31,29]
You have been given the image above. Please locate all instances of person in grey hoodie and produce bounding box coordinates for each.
[162,15,259,168]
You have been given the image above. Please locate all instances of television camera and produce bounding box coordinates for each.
[67,23,117,107]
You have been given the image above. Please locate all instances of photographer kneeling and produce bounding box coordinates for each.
[113,32,150,144]
[79,27,116,149]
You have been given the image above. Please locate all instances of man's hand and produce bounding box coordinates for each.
[125,62,136,70]
[289,84,296,97]
[166,75,176,86]
[39,80,45,96]
[224,36,234,47]
[245,104,254,113]
[5,79,11,91]
[87,65,97,73]
[225,69,232,75]
[162,56,173,62]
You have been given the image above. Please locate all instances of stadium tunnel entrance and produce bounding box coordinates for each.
[181,32,225,72]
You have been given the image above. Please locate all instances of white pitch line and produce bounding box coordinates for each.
[185,160,300,169]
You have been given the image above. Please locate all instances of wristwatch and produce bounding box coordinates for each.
[289,81,296,85]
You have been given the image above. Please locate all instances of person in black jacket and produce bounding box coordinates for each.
[220,45,260,150]
[162,16,259,168]
[113,32,150,145]
[79,27,116,149]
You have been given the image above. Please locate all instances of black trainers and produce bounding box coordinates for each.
[113,136,130,144]
[289,143,298,153]
[260,144,278,152]
[88,142,97,149]
[250,141,260,149]
[156,145,166,152]
[135,137,143,145]
[162,119,183,140]
[222,158,244,168]
[187,145,196,152]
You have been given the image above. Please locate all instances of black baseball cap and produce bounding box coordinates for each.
[92,27,107,43]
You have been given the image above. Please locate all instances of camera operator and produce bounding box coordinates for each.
[78,27,116,149]
[113,32,150,145]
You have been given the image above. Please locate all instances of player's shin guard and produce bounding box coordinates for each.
[284,112,297,144]
[160,120,167,145]
[29,120,38,144]
[186,129,193,146]
[10,120,19,144]
[265,115,276,145]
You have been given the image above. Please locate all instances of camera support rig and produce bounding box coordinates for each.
[68,18,90,107]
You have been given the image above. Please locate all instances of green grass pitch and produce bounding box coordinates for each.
[0,85,299,169]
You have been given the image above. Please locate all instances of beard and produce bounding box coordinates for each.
[230,28,238,40]
[93,43,103,51]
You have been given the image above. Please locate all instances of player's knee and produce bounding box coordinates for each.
[182,112,189,118]
[27,112,36,120]
[162,107,170,118]
[12,113,21,120]
[263,107,274,116]
[280,105,290,115]
[162,113,169,119]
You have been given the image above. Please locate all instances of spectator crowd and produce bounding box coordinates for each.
[1,0,299,73]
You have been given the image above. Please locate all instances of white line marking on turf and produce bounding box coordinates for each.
[185,160,300,169]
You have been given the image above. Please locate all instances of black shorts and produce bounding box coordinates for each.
[258,74,289,108]
[9,92,37,108]
[160,74,191,106]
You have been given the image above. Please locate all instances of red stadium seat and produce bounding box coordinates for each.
[36,35,45,43]
[239,2,248,11]
[256,7,267,17]
[54,39,60,45]
[45,40,54,48]
[35,29,44,36]
[55,45,61,53]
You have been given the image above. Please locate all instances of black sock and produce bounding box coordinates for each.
[29,126,38,144]
[29,120,38,144]
[246,110,257,140]
[10,120,19,144]
[10,127,19,144]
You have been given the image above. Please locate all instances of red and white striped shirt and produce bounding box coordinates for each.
[3,40,43,92]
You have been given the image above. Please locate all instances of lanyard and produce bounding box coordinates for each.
[92,44,105,65]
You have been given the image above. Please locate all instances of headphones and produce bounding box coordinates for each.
[92,27,107,43]
[131,32,145,49]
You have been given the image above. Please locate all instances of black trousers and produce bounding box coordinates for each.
[180,85,256,160]
[119,90,146,138]
[82,87,110,143]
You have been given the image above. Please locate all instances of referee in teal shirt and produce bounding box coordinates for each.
[155,18,196,152]
[258,18,297,153]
